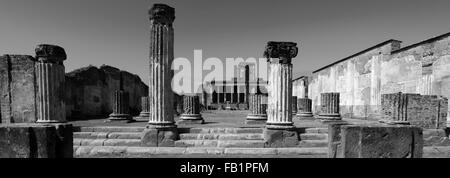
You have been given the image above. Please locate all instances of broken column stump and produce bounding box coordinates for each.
[0,123,73,158]
[380,92,448,129]
[328,123,423,158]
[178,95,205,125]
[108,90,133,123]
[317,93,342,123]
[135,96,150,121]
[246,93,268,125]
[297,98,314,119]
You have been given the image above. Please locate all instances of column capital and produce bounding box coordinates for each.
[149,4,175,25]
[264,41,298,64]
[35,44,67,63]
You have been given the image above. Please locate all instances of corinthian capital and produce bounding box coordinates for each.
[149,4,175,25]
[264,41,298,64]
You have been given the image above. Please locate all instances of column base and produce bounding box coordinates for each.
[296,112,314,120]
[317,113,342,120]
[36,120,67,124]
[265,122,296,130]
[107,113,134,123]
[379,119,411,125]
[177,114,205,125]
[263,127,299,148]
[246,114,267,125]
[133,112,150,121]
[141,124,179,147]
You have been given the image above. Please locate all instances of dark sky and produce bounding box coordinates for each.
[1,0,450,84]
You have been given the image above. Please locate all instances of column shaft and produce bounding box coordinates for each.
[148,22,175,128]
[318,92,341,121]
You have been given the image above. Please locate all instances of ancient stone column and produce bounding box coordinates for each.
[292,96,298,115]
[35,44,67,123]
[108,90,133,122]
[317,93,342,122]
[246,94,268,125]
[265,41,297,130]
[142,4,178,147]
[263,41,299,147]
[297,98,313,119]
[178,95,204,125]
[136,96,150,120]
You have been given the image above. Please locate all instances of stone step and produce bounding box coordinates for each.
[175,140,265,148]
[304,128,328,134]
[74,146,328,158]
[300,133,328,141]
[75,126,145,133]
[179,133,263,140]
[182,128,264,134]
[74,132,142,139]
[74,138,142,147]
[298,140,328,148]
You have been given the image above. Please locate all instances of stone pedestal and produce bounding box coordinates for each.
[318,93,342,123]
[108,90,133,122]
[136,96,150,121]
[263,41,300,147]
[297,98,314,119]
[246,94,268,125]
[292,96,298,115]
[142,4,178,147]
[35,44,67,123]
[329,124,423,158]
[0,123,73,158]
[178,95,204,125]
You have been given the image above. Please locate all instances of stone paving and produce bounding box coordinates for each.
[69,110,378,129]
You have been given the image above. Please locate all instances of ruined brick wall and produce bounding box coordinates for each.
[65,65,148,120]
[307,33,450,122]
[0,55,37,123]
[385,34,450,123]
[308,40,401,119]
[380,93,448,129]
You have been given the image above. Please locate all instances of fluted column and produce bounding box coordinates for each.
[138,96,150,119]
[35,44,66,123]
[246,93,268,125]
[292,96,298,115]
[142,4,178,147]
[380,92,410,125]
[147,4,176,129]
[297,98,313,119]
[178,95,204,124]
[108,90,132,121]
[265,41,298,130]
[318,93,342,122]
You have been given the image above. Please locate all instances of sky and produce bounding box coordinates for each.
[1,0,450,85]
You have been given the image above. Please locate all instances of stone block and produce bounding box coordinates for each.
[263,128,299,148]
[141,127,179,147]
[0,55,37,123]
[340,124,423,158]
[0,123,73,158]
[328,122,351,158]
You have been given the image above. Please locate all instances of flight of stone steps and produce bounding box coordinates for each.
[73,126,329,158]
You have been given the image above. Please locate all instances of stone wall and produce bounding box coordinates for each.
[306,32,450,122]
[0,55,37,124]
[381,93,448,129]
[65,65,148,120]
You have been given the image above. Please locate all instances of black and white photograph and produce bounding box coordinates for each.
[0,0,449,176]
